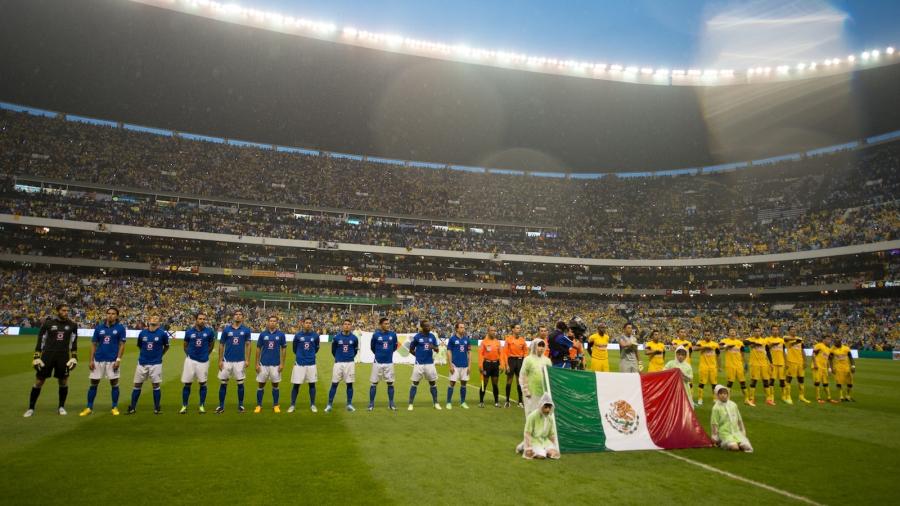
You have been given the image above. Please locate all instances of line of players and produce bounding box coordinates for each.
[575,322,857,407]
[24,305,538,416]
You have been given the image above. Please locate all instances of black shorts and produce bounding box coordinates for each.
[507,357,523,376]
[36,353,69,380]
[482,360,500,378]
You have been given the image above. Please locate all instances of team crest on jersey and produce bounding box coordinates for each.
[604,400,639,435]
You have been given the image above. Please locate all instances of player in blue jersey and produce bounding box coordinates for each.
[290,317,320,413]
[127,314,170,414]
[80,307,127,416]
[445,322,471,410]
[326,319,359,412]
[407,320,442,411]
[254,315,287,413]
[369,317,399,411]
[216,309,252,414]
[179,312,216,414]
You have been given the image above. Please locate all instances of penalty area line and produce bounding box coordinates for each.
[661,451,825,506]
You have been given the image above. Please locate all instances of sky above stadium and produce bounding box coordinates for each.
[235,0,899,68]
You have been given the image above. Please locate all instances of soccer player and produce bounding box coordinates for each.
[784,325,811,404]
[504,323,528,408]
[127,314,169,415]
[80,307,126,416]
[254,315,287,413]
[767,325,789,404]
[695,329,720,406]
[618,322,641,373]
[326,319,359,412]
[369,317,398,411]
[290,317,321,413]
[586,323,611,372]
[446,322,471,410]
[710,385,753,453]
[216,309,252,414]
[812,335,834,404]
[408,320,441,411]
[180,312,216,414]
[644,329,666,373]
[479,325,505,407]
[830,338,856,402]
[671,328,693,357]
[720,328,749,404]
[745,325,773,406]
[25,303,78,417]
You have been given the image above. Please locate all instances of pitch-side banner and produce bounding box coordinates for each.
[546,367,713,453]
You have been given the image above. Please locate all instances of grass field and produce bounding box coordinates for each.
[1,336,898,505]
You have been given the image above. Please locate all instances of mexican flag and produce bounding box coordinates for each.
[546,367,713,452]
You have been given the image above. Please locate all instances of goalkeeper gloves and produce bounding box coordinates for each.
[66,357,78,371]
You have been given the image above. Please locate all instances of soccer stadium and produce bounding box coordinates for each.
[1,0,898,504]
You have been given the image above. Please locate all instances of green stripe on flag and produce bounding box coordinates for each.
[546,367,607,452]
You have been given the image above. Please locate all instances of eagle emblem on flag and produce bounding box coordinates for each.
[604,400,639,435]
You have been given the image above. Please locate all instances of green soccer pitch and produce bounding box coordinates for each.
[1,336,898,505]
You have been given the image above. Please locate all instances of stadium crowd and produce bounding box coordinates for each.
[1,268,896,350]
[2,109,899,259]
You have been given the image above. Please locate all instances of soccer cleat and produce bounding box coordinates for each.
[799,396,811,404]
[310,405,318,413]
[367,405,374,412]
[829,399,840,404]
[744,399,756,407]
[445,403,453,410]
[388,404,397,411]
[253,406,262,414]
[765,399,776,406]
[460,402,469,410]
[346,405,355,412]
[238,405,246,413]
[407,404,414,411]
[783,398,793,405]
[847,397,856,402]
[478,402,485,408]
[504,401,510,408]
[153,409,162,415]
[517,402,524,408]
[198,405,206,414]
[111,407,120,416]
[434,403,442,410]
[696,399,703,407]
[287,405,295,413]
[215,406,225,414]
[23,409,34,418]
[179,406,188,415]
[126,407,136,415]
[79,408,93,417]
[273,406,282,414]
[324,404,333,413]
[58,407,67,416]
[494,403,500,408]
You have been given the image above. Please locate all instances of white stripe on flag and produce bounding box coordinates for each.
[595,372,661,451]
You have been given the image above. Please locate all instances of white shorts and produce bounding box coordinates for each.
[411,364,438,383]
[332,362,355,384]
[89,361,121,380]
[217,361,246,382]
[449,366,469,382]
[369,363,396,384]
[181,357,210,383]
[256,365,282,383]
[291,364,318,384]
[134,364,163,384]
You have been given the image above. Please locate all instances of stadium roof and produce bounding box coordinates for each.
[2,0,900,173]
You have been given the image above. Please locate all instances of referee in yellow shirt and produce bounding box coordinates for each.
[586,323,611,372]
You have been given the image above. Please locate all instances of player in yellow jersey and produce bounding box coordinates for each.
[783,325,810,403]
[829,338,856,402]
[644,330,666,372]
[720,328,749,404]
[812,335,835,404]
[766,325,789,404]
[695,329,720,406]
[744,325,773,406]
[586,323,611,372]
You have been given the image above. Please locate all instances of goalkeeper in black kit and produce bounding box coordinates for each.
[24,304,79,417]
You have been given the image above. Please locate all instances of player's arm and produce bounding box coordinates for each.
[208,331,216,354]
[256,340,263,372]
[446,344,454,372]
[849,351,856,370]
[370,334,377,354]
[502,340,509,373]
[183,334,189,353]
[827,352,834,373]
[478,341,485,375]
[331,338,337,358]
[115,334,125,370]
[279,338,286,371]
[244,337,251,368]
[218,331,226,370]
[352,336,359,357]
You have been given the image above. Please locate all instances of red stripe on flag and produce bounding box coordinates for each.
[640,369,714,449]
